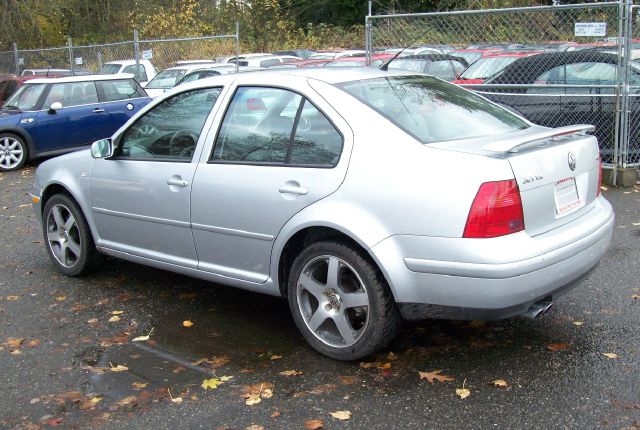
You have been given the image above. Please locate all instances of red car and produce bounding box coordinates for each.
[453,51,541,84]
[0,75,52,107]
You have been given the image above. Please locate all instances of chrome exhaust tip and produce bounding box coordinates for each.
[520,300,553,319]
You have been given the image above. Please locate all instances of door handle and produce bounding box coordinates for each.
[167,178,189,187]
[279,182,308,195]
[92,108,105,113]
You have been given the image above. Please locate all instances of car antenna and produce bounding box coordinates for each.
[379,25,433,71]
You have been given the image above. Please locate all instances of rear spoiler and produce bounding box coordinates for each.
[483,125,596,153]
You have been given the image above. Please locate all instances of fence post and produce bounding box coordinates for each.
[134,29,140,80]
[365,1,372,66]
[620,0,634,169]
[97,51,103,73]
[67,36,74,73]
[235,22,240,73]
[12,43,19,75]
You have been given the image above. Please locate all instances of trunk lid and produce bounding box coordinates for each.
[431,125,601,236]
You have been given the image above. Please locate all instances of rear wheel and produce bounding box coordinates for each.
[0,133,27,172]
[42,194,101,276]
[288,240,400,360]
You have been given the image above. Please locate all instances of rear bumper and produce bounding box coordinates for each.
[371,196,614,320]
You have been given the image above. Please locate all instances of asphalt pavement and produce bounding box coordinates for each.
[1,162,639,430]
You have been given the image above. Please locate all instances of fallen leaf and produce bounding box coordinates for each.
[602,352,618,359]
[132,382,148,389]
[270,355,283,360]
[201,377,222,390]
[245,425,264,430]
[329,410,351,420]
[6,295,19,301]
[270,410,281,418]
[10,349,21,355]
[304,419,324,429]
[279,370,302,376]
[359,361,391,370]
[117,396,137,406]
[338,375,356,385]
[172,366,186,374]
[220,375,233,382]
[546,343,570,351]
[111,310,124,315]
[109,363,128,372]
[90,396,103,404]
[491,379,508,388]
[55,296,66,302]
[573,321,584,326]
[456,388,471,399]
[245,393,261,405]
[108,315,121,323]
[191,355,230,368]
[87,318,98,324]
[132,327,154,342]
[182,320,194,327]
[419,369,455,384]
[242,382,274,405]
[632,294,640,300]
[171,396,183,404]
[6,337,25,348]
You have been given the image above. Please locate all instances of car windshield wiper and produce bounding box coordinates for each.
[2,104,21,112]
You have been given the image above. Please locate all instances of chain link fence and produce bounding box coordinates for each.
[1,28,239,77]
[366,2,640,171]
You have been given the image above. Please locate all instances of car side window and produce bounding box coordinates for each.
[211,86,342,166]
[212,87,301,163]
[97,79,145,102]
[43,82,99,108]
[116,87,221,161]
[123,64,148,83]
[289,100,343,166]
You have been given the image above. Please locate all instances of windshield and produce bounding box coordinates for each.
[453,51,483,65]
[3,83,46,111]
[459,56,520,80]
[101,64,123,74]
[145,69,187,89]
[337,75,528,144]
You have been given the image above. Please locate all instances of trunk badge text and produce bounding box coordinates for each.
[522,175,543,185]
[568,151,576,171]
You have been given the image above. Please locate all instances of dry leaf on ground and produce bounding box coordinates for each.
[419,369,454,384]
[456,388,471,399]
[182,320,194,327]
[270,355,283,360]
[132,327,154,342]
[546,343,570,351]
[359,361,391,370]
[108,315,121,323]
[245,425,264,430]
[201,377,222,390]
[109,363,128,372]
[304,419,324,429]
[111,310,124,315]
[602,352,618,359]
[279,370,302,376]
[491,379,508,388]
[242,382,274,406]
[329,410,351,420]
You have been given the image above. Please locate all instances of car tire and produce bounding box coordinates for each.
[287,240,401,360]
[0,133,28,172]
[42,193,102,276]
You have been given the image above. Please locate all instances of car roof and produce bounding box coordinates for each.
[27,74,136,84]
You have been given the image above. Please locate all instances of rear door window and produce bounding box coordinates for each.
[97,79,145,102]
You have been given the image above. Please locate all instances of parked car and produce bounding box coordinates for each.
[482,50,638,163]
[272,50,316,59]
[323,54,394,68]
[21,68,92,77]
[453,51,541,84]
[0,74,150,171]
[450,48,503,65]
[387,54,469,81]
[307,50,367,60]
[236,55,301,68]
[31,68,613,360]
[272,59,334,69]
[223,53,272,64]
[101,60,157,86]
[144,64,237,98]
[176,65,240,86]
[0,75,45,107]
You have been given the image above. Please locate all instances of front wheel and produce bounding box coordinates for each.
[0,133,27,172]
[288,240,401,360]
[42,194,101,276]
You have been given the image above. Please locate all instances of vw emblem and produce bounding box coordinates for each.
[568,151,576,171]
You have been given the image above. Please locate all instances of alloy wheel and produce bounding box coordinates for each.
[296,255,370,348]
[46,204,82,268]
[0,136,24,170]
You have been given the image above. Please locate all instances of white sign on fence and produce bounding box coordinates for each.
[75,57,83,65]
[575,22,607,37]
[142,49,153,60]
[18,58,24,65]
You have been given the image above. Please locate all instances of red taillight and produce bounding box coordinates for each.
[463,180,525,239]
[596,153,603,196]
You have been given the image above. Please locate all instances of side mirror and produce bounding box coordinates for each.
[49,101,63,113]
[90,138,113,159]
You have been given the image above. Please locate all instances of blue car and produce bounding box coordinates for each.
[0,74,151,171]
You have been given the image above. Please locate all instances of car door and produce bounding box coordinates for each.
[90,87,223,267]
[30,81,111,151]
[95,78,151,136]
[190,82,351,283]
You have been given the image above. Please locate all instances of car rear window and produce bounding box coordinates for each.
[97,79,146,101]
[337,75,529,144]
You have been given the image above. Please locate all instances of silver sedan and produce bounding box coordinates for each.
[31,68,614,360]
